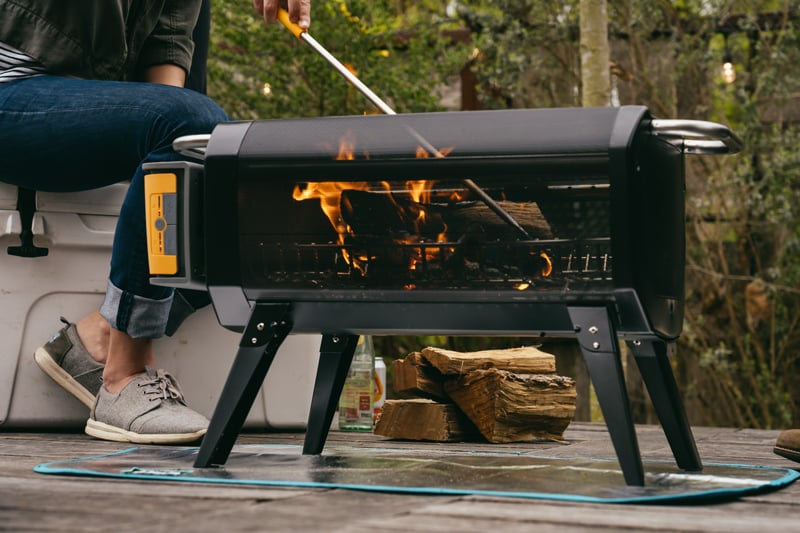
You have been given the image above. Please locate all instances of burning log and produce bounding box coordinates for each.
[373,399,481,442]
[340,189,445,238]
[337,189,555,281]
[340,189,552,240]
[446,201,553,240]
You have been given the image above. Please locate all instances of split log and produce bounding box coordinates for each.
[340,189,445,238]
[340,189,552,240]
[373,399,482,442]
[444,369,577,442]
[420,345,557,376]
[392,352,448,401]
[446,201,553,239]
[339,190,553,281]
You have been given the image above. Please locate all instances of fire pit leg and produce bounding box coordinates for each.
[628,339,702,472]
[302,334,359,455]
[194,303,293,468]
[568,306,644,486]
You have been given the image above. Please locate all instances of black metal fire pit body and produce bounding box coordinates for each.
[146,105,741,486]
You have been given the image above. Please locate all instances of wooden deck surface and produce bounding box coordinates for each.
[1,422,798,532]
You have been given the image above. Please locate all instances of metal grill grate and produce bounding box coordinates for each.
[242,238,613,291]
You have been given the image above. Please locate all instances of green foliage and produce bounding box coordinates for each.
[672,8,800,429]
[454,0,582,108]
[207,0,469,119]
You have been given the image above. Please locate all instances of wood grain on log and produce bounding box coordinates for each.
[421,346,557,375]
[392,352,448,401]
[445,369,576,443]
[373,399,482,442]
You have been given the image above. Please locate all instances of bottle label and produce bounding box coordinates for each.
[338,336,377,431]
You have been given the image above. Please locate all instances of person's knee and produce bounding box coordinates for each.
[147,87,228,149]
[172,90,229,135]
[184,91,229,130]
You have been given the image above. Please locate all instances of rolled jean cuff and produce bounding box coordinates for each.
[100,280,173,338]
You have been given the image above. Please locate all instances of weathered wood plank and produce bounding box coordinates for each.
[0,423,797,532]
[343,497,800,533]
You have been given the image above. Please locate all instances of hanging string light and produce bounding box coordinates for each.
[721,33,736,84]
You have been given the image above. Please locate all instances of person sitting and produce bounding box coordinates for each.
[0,0,311,444]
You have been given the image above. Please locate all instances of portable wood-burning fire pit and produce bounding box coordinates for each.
[144,105,741,486]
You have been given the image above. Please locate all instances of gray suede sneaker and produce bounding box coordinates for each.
[85,367,208,444]
[33,318,104,408]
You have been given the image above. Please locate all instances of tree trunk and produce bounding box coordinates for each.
[579,0,611,107]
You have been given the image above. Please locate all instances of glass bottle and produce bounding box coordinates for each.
[373,356,386,424]
[338,335,374,431]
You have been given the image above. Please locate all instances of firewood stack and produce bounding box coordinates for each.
[374,346,577,443]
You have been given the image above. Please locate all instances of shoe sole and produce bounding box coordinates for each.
[774,445,800,464]
[33,347,95,409]
[85,419,207,445]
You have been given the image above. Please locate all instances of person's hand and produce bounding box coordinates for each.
[253,0,311,30]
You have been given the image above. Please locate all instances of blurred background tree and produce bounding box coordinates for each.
[207,0,800,429]
[208,0,467,119]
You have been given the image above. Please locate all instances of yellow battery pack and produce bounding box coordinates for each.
[144,172,179,275]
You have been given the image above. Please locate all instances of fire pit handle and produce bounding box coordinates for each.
[173,134,211,160]
[650,119,743,155]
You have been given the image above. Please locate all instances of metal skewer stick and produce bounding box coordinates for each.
[277,10,532,240]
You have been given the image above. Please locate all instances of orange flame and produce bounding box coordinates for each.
[293,132,551,282]
[293,132,455,275]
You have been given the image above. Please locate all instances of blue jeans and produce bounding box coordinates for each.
[0,75,229,338]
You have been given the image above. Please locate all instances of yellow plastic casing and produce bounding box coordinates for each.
[144,172,179,275]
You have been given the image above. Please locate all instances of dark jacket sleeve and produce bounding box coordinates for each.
[137,0,202,74]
